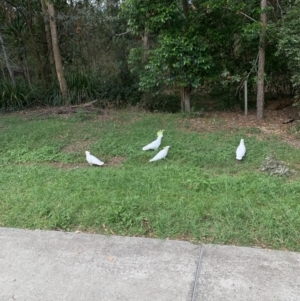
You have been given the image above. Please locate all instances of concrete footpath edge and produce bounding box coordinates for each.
[0,228,299,301]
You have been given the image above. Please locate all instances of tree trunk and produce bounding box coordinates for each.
[181,86,191,112]
[47,2,68,100]
[182,0,189,20]
[41,0,56,77]
[142,29,149,50]
[26,0,46,87]
[181,0,191,113]
[142,28,149,62]
[0,61,6,80]
[256,0,267,120]
[0,31,16,87]
[23,56,31,87]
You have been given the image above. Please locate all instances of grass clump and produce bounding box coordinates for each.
[0,109,300,252]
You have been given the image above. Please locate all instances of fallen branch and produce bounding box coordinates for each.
[70,100,98,109]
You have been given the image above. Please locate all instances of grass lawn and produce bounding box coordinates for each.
[0,108,299,251]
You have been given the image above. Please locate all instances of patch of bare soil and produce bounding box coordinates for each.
[47,157,125,169]
[12,101,116,121]
[18,158,126,170]
[46,154,126,169]
[62,140,95,153]
[106,156,126,166]
[185,105,300,148]
[12,102,146,123]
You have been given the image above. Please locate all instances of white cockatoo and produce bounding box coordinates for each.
[149,146,170,162]
[142,130,164,151]
[85,151,104,166]
[236,139,246,160]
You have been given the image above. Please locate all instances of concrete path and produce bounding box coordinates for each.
[0,228,299,301]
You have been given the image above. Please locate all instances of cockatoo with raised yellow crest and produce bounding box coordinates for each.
[142,130,164,151]
[149,146,170,162]
[85,151,104,166]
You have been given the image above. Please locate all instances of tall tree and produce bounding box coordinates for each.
[180,0,190,112]
[47,1,68,100]
[256,0,267,119]
[26,0,46,87]
[122,0,212,112]
[41,0,55,77]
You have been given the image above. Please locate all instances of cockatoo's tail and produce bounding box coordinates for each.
[156,130,164,137]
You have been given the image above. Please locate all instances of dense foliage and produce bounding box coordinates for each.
[0,0,298,113]
[277,1,300,108]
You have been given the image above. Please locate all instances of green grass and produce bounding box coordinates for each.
[0,109,300,251]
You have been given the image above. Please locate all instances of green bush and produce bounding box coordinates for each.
[66,72,100,104]
[0,80,31,110]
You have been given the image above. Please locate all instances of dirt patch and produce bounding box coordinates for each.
[17,158,126,170]
[11,102,114,121]
[46,156,126,169]
[106,156,126,166]
[62,140,95,153]
[47,157,125,169]
[8,103,146,125]
[43,156,126,169]
[184,106,300,148]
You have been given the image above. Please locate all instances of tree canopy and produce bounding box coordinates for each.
[0,0,299,117]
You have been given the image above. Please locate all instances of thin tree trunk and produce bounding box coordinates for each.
[256,0,267,119]
[181,0,191,112]
[142,28,149,62]
[47,2,68,100]
[181,86,191,112]
[41,0,56,77]
[22,54,31,86]
[0,31,16,87]
[142,29,149,50]
[182,0,189,21]
[26,0,46,87]
[0,61,6,80]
